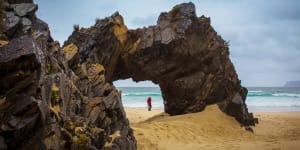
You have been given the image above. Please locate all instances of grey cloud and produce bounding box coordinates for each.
[35,0,300,86]
[255,0,300,21]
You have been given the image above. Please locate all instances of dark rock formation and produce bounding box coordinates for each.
[0,1,257,149]
[0,0,136,149]
[66,3,256,126]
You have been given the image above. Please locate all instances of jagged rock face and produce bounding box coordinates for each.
[0,1,257,149]
[67,3,256,126]
[0,0,136,149]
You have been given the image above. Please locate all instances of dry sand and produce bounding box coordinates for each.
[125,105,300,150]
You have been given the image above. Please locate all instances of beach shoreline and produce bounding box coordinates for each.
[125,105,300,150]
[124,106,300,112]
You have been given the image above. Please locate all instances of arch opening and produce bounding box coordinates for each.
[114,78,164,109]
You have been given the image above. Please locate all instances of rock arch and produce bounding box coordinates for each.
[66,3,256,125]
[0,1,257,149]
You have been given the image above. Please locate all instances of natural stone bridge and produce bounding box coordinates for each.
[66,3,255,125]
[0,1,256,149]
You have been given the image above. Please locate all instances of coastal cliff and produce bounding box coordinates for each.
[0,1,256,149]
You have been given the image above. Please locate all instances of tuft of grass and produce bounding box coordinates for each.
[170,5,183,21]
[51,90,59,102]
[200,15,210,22]
[224,40,230,48]
[95,17,101,24]
[221,40,230,55]
[73,24,80,32]
[209,26,215,32]
[46,63,51,74]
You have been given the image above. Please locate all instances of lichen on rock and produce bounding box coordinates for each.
[62,43,78,60]
[0,1,136,149]
[67,2,257,127]
[0,1,257,150]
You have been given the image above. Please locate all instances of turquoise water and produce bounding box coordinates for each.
[118,87,163,108]
[117,87,300,112]
[246,87,300,112]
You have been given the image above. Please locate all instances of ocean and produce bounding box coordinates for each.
[117,87,300,112]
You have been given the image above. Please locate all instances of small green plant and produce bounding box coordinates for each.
[221,40,230,55]
[73,24,80,31]
[200,15,210,22]
[95,18,101,24]
[47,63,51,74]
[170,5,183,21]
[171,6,180,17]
[209,26,215,32]
[224,40,230,48]
[51,90,59,102]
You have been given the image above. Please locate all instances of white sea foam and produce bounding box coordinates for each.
[119,87,300,111]
[249,90,264,93]
[122,92,161,96]
[272,93,300,98]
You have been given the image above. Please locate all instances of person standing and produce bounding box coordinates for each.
[147,97,152,111]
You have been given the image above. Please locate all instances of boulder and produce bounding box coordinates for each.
[2,2,37,39]
[11,3,37,17]
[4,12,20,32]
[21,17,32,31]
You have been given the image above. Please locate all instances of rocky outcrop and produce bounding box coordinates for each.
[66,3,257,126]
[0,1,257,149]
[0,0,136,149]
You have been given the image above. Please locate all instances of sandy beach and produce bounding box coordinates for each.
[125,105,300,150]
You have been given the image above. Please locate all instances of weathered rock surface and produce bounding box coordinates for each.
[1,0,36,38]
[0,1,257,150]
[0,0,136,149]
[67,3,257,126]
[11,3,37,17]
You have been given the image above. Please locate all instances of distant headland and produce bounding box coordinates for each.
[284,81,300,87]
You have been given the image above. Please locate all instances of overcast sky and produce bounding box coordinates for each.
[35,0,300,87]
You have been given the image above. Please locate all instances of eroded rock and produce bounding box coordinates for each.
[0,1,257,150]
[11,3,37,17]
[67,2,257,126]
[4,12,20,32]
[0,1,136,149]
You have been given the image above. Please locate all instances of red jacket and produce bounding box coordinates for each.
[147,97,152,106]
